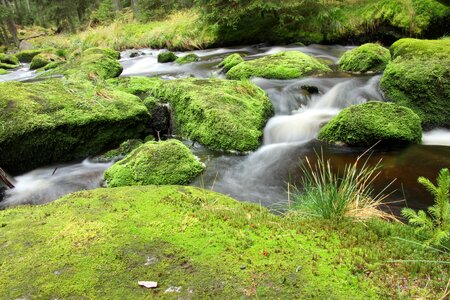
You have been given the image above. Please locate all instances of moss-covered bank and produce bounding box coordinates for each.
[0,78,150,174]
[108,76,273,152]
[0,186,448,298]
[318,102,422,146]
[338,43,391,73]
[227,51,331,80]
[104,140,204,187]
[380,38,450,128]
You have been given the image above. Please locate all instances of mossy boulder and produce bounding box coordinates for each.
[146,78,273,152]
[381,38,450,128]
[0,53,19,65]
[83,47,121,60]
[107,76,156,95]
[30,52,64,70]
[157,51,178,63]
[0,69,7,75]
[227,51,331,80]
[0,78,150,173]
[0,62,19,69]
[338,43,391,73]
[318,102,422,146]
[219,53,244,71]
[15,48,53,63]
[95,139,143,162]
[104,139,204,187]
[175,53,199,64]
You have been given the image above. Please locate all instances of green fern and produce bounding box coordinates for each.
[402,168,450,247]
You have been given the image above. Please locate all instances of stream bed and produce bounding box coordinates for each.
[1,44,449,213]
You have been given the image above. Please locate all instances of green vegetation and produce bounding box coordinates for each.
[402,168,450,247]
[83,47,120,60]
[227,51,331,80]
[318,102,422,146]
[175,53,199,64]
[339,43,391,73]
[381,38,450,128]
[293,152,395,221]
[0,53,19,65]
[95,139,143,162]
[0,186,448,298]
[104,140,204,187]
[106,76,156,95]
[219,53,244,71]
[0,62,18,69]
[0,68,7,75]
[30,52,64,70]
[15,48,53,62]
[145,78,273,152]
[157,51,178,63]
[0,78,150,173]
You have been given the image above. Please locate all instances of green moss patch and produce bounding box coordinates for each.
[0,62,19,69]
[175,53,199,64]
[104,140,204,187]
[318,102,422,146]
[219,53,244,71]
[0,53,19,65]
[338,43,390,73]
[0,186,447,298]
[107,76,157,95]
[15,48,54,62]
[0,68,7,75]
[227,51,331,80]
[83,47,121,60]
[95,139,143,162]
[0,78,150,173]
[30,52,65,70]
[146,78,273,152]
[158,51,178,63]
[381,38,450,128]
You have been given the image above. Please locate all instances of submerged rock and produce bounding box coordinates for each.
[226,51,331,80]
[0,78,150,173]
[104,139,204,187]
[381,38,450,128]
[338,43,390,73]
[175,53,199,64]
[219,53,244,71]
[318,101,422,146]
[158,51,178,63]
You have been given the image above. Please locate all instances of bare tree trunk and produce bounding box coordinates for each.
[0,168,14,189]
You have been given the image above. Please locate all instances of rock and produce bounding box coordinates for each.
[0,62,19,70]
[30,52,64,70]
[318,101,422,146]
[104,139,205,187]
[175,53,199,64]
[301,85,319,94]
[0,53,19,65]
[226,51,331,80]
[338,43,391,73]
[107,76,156,95]
[19,40,32,51]
[129,51,143,58]
[158,51,178,63]
[381,38,450,128]
[83,47,121,60]
[219,53,244,71]
[94,139,144,162]
[15,48,54,63]
[146,78,273,152]
[0,78,150,173]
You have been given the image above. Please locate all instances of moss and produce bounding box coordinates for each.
[43,61,65,70]
[338,43,391,73]
[0,78,150,174]
[106,76,157,95]
[175,53,199,64]
[219,53,244,71]
[104,140,204,187]
[157,51,178,63]
[0,186,448,298]
[0,53,19,65]
[0,62,19,69]
[83,47,121,60]
[318,101,422,146]
[15,48,54,62]
[381,38,450,128]
[30,52,64,70]
[0,69,7,75]
[146,78,273,152]
[227,51,331,80]
[95,139,143,162]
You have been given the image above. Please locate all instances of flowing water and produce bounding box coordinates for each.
[1,44,449,212]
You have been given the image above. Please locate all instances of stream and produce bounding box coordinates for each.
[1,44,449,212]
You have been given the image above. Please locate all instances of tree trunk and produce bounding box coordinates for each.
[112,0,121,11]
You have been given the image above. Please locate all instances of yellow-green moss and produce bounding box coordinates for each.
[30,52,64,70]
[175,53,199,64]
[157,51,178,63]
[0,53,19,65]
[318,101,422,146]
[15,48,54,62]
[0,68,7,75]
[227,51,331,80]
[219,53,244,71]
[339,43,391,73]
[104,139,204,187]
[106,76,157,95]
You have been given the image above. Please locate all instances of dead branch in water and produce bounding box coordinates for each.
[0,168,14,189]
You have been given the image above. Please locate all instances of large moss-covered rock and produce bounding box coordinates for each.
[107,76,156,95]
[219,53,244,71]
[318,102,422,146]
[104,139,204,187]
[227,51,331,80]
[83,47,120,60]
[381,38,450,128]
[338,43,390,73]
[157,51,178,63]
[146,78,273,152]
[0,78,150,173]
[0,53,19,65]
[30,52,64,70]
[0,62,19,69]
[175,53,199,64]
[15,48,53,63]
